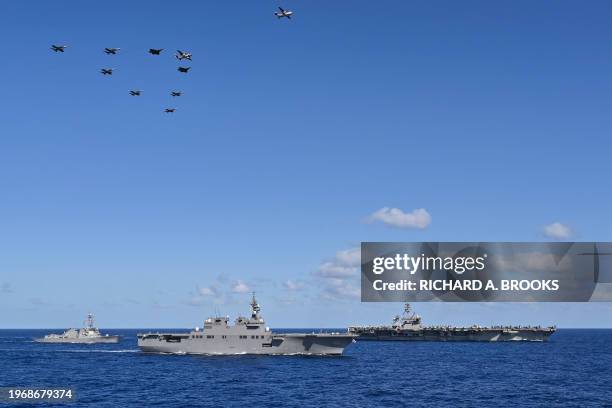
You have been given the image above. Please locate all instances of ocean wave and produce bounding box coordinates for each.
[54,349,139,353]
[0,348,139,353]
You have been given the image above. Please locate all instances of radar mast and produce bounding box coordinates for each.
[85,313,95,329]
[250,292,261,319]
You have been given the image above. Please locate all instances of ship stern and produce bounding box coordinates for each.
[274,333,356,355]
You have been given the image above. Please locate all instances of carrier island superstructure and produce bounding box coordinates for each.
[138,295,355,355]
[349,304,556,342]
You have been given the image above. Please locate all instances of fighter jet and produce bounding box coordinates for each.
[165,108,176,113]
[100,68,114,75]
[104,47,120,55]
[171,91,182,97]
[175,50,192,61]
[177,66,190,73]
[274,7,293,19]
[149,48,163,55]
[51,45,67,52]
[129,90,142,96]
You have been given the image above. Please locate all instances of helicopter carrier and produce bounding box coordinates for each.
[349,304,556,342]
[35,313,120,344]
[138,295,355,355]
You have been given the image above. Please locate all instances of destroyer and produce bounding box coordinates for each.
[349,304,556,342]
[138,295,355,355]
[35,313,120,344]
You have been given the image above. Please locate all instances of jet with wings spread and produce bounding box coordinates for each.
[274,7,293,19]
[176,50,192,61]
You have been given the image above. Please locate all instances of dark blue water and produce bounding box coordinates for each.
[1,329,611,407]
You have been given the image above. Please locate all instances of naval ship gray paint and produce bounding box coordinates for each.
[138,295,355,355]
[349,304,556,342]
[35,314,120,344]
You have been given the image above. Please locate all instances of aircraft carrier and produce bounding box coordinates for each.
[349,304,556,342]
[35,313,120,344]
[138,295,355,355]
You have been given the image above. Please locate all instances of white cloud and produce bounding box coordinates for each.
[321,279,360,299]
[335,247,361,266]
[589,283,612,301]
[316,247,361,278]
[184,284,221,307]
[197,286,218,296]
[317,262,357,278]
[315,247,362,299]
[283,280,306,291]
[1,282,13,294]
[543,222,572,240]
[231,280,251,294]
[369,207,431,229]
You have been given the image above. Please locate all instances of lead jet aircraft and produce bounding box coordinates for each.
[149,48,163,55]
[274,7,293,19]
[51,45,67,52]
[165,108,176,113]
[171,91,182,97]
[129,90,142,96]
[104,47,120,55]
[176,50,192,61]
[177,66,190,73]
[101,68,114,75]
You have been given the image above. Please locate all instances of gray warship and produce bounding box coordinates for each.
[349,304,556,342]
[138,295,355,355]
[35,313,120,344]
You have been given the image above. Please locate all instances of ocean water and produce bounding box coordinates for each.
[1,329,611,407]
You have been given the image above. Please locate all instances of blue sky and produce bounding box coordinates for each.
[1,0,611,328]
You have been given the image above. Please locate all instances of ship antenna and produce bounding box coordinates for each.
[86,313,94,329]
[251,292,260,318]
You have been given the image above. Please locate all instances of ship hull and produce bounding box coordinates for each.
[35,335,121,344]
[351,329,554,342]
[137,333,354,355]
[349,303,556,342]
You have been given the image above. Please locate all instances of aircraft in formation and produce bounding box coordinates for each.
[52,45,190,112]
[275,7,293,19]
[176,50,192,61]
[50,7,293,113]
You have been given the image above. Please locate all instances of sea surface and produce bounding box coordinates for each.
[1,329,611,407]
